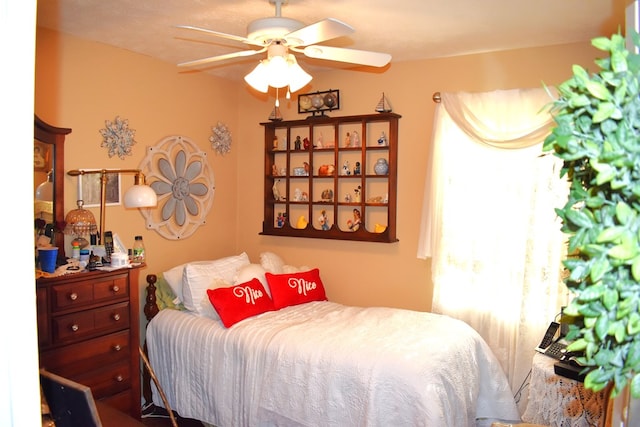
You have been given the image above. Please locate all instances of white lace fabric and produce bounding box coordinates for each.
[522,354,606,427]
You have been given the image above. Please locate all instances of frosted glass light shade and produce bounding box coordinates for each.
[244,54,312,93]
[244,62,270,93]
[35,180,53,201]
[287,55,312,92]
[124,185,157,208]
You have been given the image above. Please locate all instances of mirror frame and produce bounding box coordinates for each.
[35,115,71,251]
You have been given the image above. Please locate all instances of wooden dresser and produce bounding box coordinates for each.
[36,266,143,419]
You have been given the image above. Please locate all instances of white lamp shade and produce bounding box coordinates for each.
[287,55,312,92]
[266,55,290,88]
[35,180,53,201]
[245,62,270,93]
[124,185,157,208]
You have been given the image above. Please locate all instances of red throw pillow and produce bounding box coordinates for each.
[207,278,274,328]
[265,268,328,310]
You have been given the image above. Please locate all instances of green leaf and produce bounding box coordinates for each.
[566,209,594,229]
[586,80,611,101]
[628,312,640,335]
[616,201,634,224]
[632,256,640,281]
[597,226,626,243]
[592,102,616,123]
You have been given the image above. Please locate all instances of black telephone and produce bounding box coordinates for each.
[535,321,571,361]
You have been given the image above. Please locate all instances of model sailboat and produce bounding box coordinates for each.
[375,92,392,113]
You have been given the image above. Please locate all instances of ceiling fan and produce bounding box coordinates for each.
[176,0,392,73]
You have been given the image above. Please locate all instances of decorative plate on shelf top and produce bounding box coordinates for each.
[298,89,340,118]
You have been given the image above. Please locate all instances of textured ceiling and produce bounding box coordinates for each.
[37,0,628,82]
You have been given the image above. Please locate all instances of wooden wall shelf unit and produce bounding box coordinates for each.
[261,112,401,243]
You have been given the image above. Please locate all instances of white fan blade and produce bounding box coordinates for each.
[301,45,391,67]
[285,18,354,47]
[176,25,263,47]
[178,47,266,68]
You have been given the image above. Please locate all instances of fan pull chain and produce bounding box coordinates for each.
[275,88,280,107]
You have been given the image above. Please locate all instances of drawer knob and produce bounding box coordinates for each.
[112,285,120,293]
[70,324,79,332]
[69,292,78,301]
[115,374,124,382]
[113,344,122,352]
[112,313,121,321]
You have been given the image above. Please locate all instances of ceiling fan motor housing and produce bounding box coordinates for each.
[247,17,305,44]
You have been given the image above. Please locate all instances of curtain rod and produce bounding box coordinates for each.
[432,92,441,103]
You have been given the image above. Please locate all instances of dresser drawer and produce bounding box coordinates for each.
[53,302,130,343]
[40,330,130,375]
[52,275,129,312]
[74,359,132,399]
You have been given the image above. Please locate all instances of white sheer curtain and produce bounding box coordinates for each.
[417,88,569,413]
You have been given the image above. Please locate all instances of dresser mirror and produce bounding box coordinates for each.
[34,115,71,252]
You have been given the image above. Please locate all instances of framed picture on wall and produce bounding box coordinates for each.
[34,140,51,172]
[80,171,121,207]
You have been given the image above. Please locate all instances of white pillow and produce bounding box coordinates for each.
[282,264,311,274]
[182,252,250,314]
[260,252,285,274]
[162,263,188,303]
[199,277,230,321]
[234,263,270,297]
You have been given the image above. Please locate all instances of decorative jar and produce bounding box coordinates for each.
[374,158,389,175]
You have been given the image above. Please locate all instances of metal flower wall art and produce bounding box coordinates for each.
[139,136,215,240]
[99,116,137,159]
[209,122,232,155]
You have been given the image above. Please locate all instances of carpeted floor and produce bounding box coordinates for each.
[141,405,204,427]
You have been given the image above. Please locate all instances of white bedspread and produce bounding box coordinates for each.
[146,301,518,427]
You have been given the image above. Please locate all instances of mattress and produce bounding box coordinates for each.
[146,301,519,426]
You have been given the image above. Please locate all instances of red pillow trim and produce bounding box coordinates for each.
[265,268,328,310]
[206,278,274,328]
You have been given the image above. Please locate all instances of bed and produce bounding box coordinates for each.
[142,252,520,427]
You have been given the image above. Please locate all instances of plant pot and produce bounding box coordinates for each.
[605,384,640,426]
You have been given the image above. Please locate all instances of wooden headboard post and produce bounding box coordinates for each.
[144,274,160,321]
[142,273,159,410]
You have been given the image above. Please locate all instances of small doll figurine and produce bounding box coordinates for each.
[272,164,279,176]
[351,131,361,147]
[294,136,302,150]
[353,161,361,175]
[273,135,279,149]
[318,210,330,231]
[303,137,311,150]
[347,208,361,231]
[354,185,361,203]
[344,132,351,147]
[342,160,350,175]
[377,131,388,146]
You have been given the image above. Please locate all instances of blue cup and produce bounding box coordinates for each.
[38,247,58,273]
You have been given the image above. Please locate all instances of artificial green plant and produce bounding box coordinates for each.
[544,32,640,398]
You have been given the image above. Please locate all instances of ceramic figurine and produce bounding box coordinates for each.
[354,185,361,203]
[272,164,279,176]
[344,132,351,147]
[352,131,361,147]
[377,131,388,146]
[303,137,311,150]
[345,193,352,203]
[347,208,361,231]
[294,188,302,201]
[272,180,282,201]
[353,161,361,175]
[342,161,350,175]
[273,135,279,149]
[318,210,330,231]
[294,136,302,150]
[316,133,323,148]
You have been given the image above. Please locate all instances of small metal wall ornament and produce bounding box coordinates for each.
[209,122,232,155]
[298,89,340,118]
[100,116,137,159]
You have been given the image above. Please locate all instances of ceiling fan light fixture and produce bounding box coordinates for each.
[244,61,270,93]
[287,55,312,92]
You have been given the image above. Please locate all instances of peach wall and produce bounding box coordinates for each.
[236,43,601,311]
[36,25,600,313]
